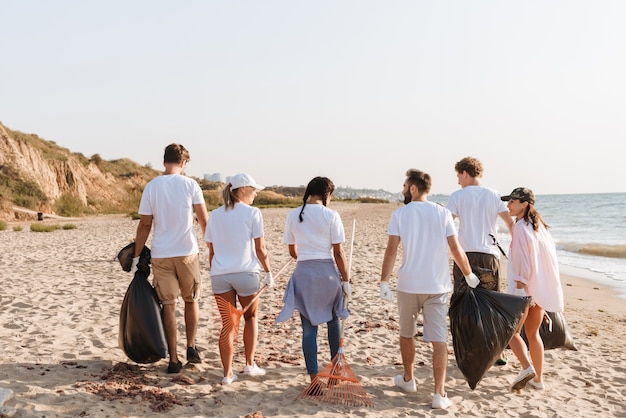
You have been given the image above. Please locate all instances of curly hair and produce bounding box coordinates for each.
[454,156,483,178]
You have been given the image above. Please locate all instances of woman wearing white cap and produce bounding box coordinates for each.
[502,187,564,392]
[205,173,273,385]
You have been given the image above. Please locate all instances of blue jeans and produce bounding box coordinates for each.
[300,313,341,375]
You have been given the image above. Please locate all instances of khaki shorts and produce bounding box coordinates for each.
[152,255,202,304]
[397,291,449,342]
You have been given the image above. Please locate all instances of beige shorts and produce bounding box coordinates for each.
[152,255,202,304]
[397,291,449,342]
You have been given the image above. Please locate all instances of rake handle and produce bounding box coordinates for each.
[241,257,294,315]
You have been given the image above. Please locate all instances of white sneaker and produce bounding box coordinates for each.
[527,379,545,390]
[511,365,536,390]
[394,374,417,392]
[243,362,266,376]
[221,374,238,385]
[432,393,452,409]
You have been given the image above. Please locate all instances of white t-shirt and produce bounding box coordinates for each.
[283,204,345,261]
[205,202,264,275]
[138,174,204,258]
[446,185,508,256]
[388,201,456,294]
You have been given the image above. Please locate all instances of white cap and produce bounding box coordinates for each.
[230,173,265,190]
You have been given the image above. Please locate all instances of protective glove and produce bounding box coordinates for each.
[130,256,139,274]
[262,272,274,288]
[464,272,480,288]
[380,281,394,302]
[342,281,352,300]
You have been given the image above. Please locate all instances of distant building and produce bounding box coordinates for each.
[203,173,223,182]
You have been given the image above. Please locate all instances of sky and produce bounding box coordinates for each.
[1,1,625,196]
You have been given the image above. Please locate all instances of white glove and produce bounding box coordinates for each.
[262,272,274,288]
[130,256,139,274]
[342,281,352,300]
[380,282,393,302]
[464,272,480,288]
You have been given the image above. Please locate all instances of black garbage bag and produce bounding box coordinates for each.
[473,266,497,291]
[449,285,531,389]
[118,246,168,363]
[521,311,578,351]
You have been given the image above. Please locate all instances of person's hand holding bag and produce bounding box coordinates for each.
[130,257,139,274]
[464,272,480,288]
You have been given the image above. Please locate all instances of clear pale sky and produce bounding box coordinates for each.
[1,1,624,195]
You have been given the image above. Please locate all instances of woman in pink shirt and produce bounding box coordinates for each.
[502,187,564,392]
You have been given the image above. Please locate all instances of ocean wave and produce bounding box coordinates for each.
[557,241,626,259]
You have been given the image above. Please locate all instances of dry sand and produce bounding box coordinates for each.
[1,202,625,417]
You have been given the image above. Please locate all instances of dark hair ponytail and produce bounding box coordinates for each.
[521,205,549,231]
[298,176,335,222]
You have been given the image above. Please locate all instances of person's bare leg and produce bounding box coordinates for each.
[432,341,448,396]
[239,294,260,366]
[184,300,199,348]
[216,290,237,378]
[162,303,178,364]
[399,336,415,381]
[509,309,532,370]
[525,306,545,383]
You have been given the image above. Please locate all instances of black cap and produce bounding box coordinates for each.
[501,187,535,205]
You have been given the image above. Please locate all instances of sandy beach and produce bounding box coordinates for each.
[1,202,625,417]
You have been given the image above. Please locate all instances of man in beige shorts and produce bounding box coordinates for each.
[133,143,208,373]
[379,169,478,410]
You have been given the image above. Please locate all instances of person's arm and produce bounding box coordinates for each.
[448,235,472,276]
[133,215,153,257]
[499,211,515,236]
[379,235,399,301]
[381,235,400,282]
[332,243,349,282]
[510,224,532,289]
[206,242,214,269]
[288,244,298,259]
[254,236,270,273]
[193,203,208,237]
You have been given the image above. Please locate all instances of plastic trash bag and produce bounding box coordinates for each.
[449,285,531,389]
[521,311,578,351]
[473,266,497,291]
[117,242,136,272]
[118,246,168,363]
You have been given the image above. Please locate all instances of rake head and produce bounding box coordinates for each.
[296,347,374,407]
[215,296,242,344]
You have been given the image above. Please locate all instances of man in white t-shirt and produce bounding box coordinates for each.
[446,156,514,292]
[133,143,208,374]
[379,169,479,410]
[446,156,513,366]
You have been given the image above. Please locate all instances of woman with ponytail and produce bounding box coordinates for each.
[276,176,351,386]
[205,173,273,385]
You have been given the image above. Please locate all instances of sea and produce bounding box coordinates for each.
[430,192,626,300]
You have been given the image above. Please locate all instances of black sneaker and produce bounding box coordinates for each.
[167,360,183,374]
[187,346,201,364]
